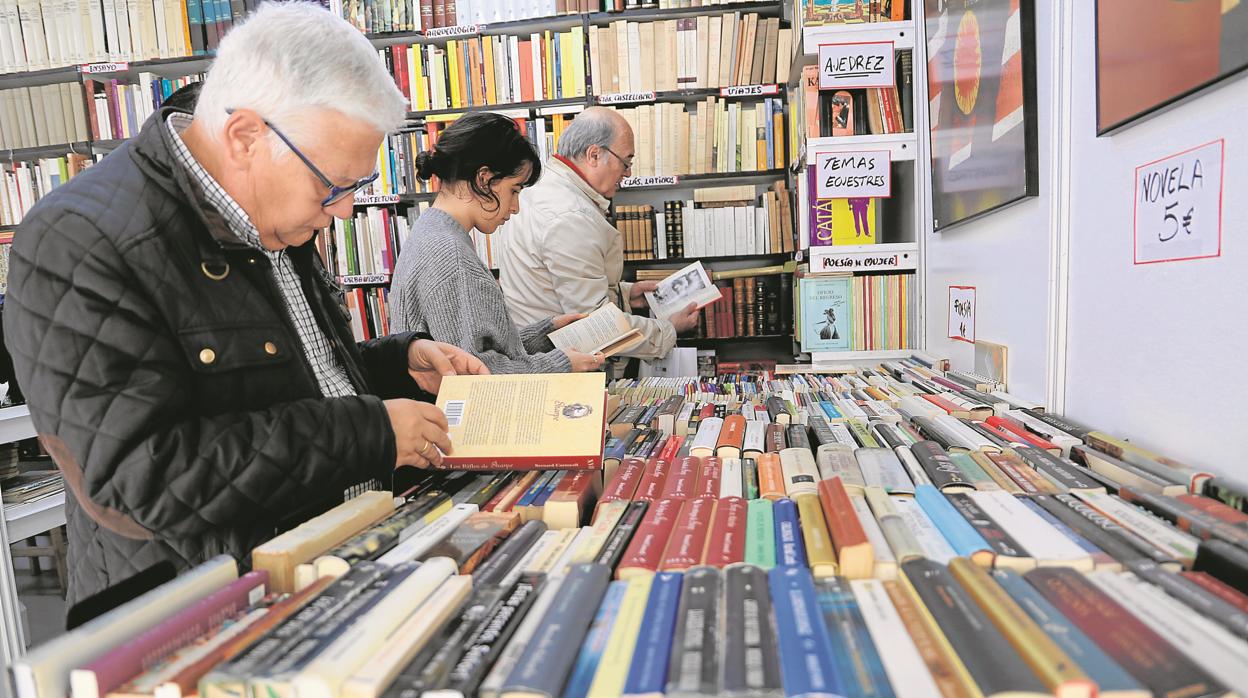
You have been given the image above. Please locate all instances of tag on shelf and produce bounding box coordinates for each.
[620,175,679,188]
[340,274,391,286]
[719,84,780,98]
[424,24,484,38]
[80,62,129,74]
[354,194,401,206]
[596,92,657,105]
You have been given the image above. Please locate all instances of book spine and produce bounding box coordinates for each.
[664,566,721,696]
[772,498,807,568]
[616,497,681,578]
[769,565,842,696]
[622,571,683,697]
[561,580,627,698]
[795,493,837,578]
[721,563,782,695]
[702,496,747,568]
[593,500,648,571]
[814,575,894,697]
[659,496,715,571]
[744,497,776,569]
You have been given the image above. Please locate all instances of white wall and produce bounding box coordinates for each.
[922,1,1248,477]
[922,0,1059,405]
[1061,2,1248,475]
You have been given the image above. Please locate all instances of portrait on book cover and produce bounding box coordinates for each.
[924,0,1039,231]
[1096,0,1248,134]
[800,276,852,352]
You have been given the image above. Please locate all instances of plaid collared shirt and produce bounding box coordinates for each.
[165,113,357,398]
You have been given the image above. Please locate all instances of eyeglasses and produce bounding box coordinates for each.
[602,145,634,173]
[225,108,379,208]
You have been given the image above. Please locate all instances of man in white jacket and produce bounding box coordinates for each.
[497,107,699,368]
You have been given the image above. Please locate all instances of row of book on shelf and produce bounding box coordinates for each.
[0,84,90,150]
[796,58,915,138]
[635,263,794,341]
[1,153,92,225]
[800,0,908,26]
[614,182,795,261]
[797,269,916,351]
[83,73,201,141]
[18,359,1248,698]
[616,96,786,178]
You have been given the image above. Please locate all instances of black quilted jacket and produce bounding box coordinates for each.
[4,106,430,606]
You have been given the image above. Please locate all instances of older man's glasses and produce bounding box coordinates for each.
[602,146,634,173]
[225,108,379,208]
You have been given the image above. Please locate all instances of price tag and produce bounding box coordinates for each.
[819,41,895,90]
[354,194,401,205]
[596,92,657,105]
[948,286,976,344]
[719,84,779,98]
[80,62,129,74]
[815,150,891,199]
[1133,139,1223,265]
[424,24,483,38]
[620,175,679,188]
[340,274,390,286]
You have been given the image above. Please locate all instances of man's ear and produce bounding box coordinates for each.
[222,109,266,169]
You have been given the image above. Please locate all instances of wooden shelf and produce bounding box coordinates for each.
[625,252,792,267]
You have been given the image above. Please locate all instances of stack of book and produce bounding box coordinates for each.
[587,12,792,93]
[617,183,796,261]
[634,263,794,340]
[1,154,93,226]
[1,470,63,511]
[797,269,917,352]
[379,28,586,112]
[336,0,418,34]
[0,85,90,149]
[616,96,786,178]
[21,359,1248,698]
[84,73,203,142]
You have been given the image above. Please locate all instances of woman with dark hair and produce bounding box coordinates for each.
[388,112,604,374]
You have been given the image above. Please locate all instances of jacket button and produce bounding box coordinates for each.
[199,348,216,364]
[264,341,278,355]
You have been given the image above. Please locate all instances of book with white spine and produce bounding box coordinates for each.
[1004,409,1081,456]
[1072,491,1199,567]
[1089,571,1248,692]
[689,416,724,458]
[866,401,903,422]
[968,491,1092,569]
[778,447,819,497]
[720,458,744,499]
[835,396,869,420]
[816,446,864,493]
[851,495,896,580]
[14,556,238,698]
[521,527,580,577]
[375,503,478,567]
[855,447,914,495]
[863,487,923,564]
[890,495,957,564]
[990,389,1042,411]
[933,414,1000,453]
[742,419,766,457]
[850,579,944,698]
[823,421,859,449]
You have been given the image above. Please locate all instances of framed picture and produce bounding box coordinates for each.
[1096,0,1248,135]
[924,0,1039,231]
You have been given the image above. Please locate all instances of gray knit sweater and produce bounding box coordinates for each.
[388,207,572,374]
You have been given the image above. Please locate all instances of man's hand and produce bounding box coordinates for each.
[552,313,587,330]
[407,339,489,394]
[667,302,700,334]
[385,399,452,469]
[628,280,659,310]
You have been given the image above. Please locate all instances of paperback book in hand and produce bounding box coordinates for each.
[644,261,723,321]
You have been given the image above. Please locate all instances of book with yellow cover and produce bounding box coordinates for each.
[436,373,607,470]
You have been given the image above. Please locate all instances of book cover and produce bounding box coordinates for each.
[664,566,721,697]
[814,575,894,698]
[721,564,782,696]
[562,580,627,698]
[435,373,607,470]
[744,498,777,570]
[772,498,808,568]
[622,571,683,698]
[617,498,682,580]
[769,565,843,697]
[806,166,879,246]
[799,275,852,351]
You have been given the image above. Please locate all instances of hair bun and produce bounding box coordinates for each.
[415,150,439,181]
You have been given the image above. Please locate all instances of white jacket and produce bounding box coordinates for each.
[497,156,677,360]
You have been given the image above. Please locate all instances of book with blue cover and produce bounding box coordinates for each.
[814,576,895,698]
[773,499,809,568]
[563,581,627,698]
[768,565,844,698]
[800,276,852,352]
[623,572,684,697]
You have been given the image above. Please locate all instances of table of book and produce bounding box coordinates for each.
[12,358,1248,698]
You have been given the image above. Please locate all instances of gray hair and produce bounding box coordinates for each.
[195,2,406,145]
[556,107,623,160]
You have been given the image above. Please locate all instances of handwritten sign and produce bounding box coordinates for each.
[948,286,976,344]
[1133,140,1223,265]
[816,150,891,199]
[621,175,679,188]
[424,24,483,38]
[80,62,129,74]
[811,244,916,272]
[819,41,895,90]
[597,92,657,105]
[340,274,390,286]
[719,84,780,98]
[354,194,401,205]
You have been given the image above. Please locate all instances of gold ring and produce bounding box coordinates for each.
[418,439,430,455]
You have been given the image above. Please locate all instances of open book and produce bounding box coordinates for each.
[644,260,723,320]
[547,303,645,357]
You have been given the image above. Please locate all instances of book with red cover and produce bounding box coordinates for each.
[1178,494,1248,529]
[1025,567,1227,697]
[696,457,722,500]
[617,498,683,578]
[659,435,684,460]
[1180,570,1248,614]
[544,471,598,529]
[419,0,434,30]
[818,477,871,577]
[716,415,746,458]
[73,571,269,697]
[660,456,701,501]
[702,496,747,568]
[986,416,1061,452]
[518,40,535,103]
[757,452,787,500]
[659,496,716,572]
[764,423,787,453]
[601,456,646,504]
[634,457,672,503]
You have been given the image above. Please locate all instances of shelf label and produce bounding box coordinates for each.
[354,194,401,205]
[80,62,129,74]
[719,84,779,98]
[340,274,390,286]
[597,91,657,105]
[621,175,679,188]
[819,41,895,90]
[424,23,484,38]
[948,286,976,344]
[816,150,891,198]
[1133,139,1223,265]
[810,247,916,272]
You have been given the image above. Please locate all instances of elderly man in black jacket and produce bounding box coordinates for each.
[2,2,486,606]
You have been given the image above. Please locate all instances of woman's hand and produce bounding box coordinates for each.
[552,313,588,329]
[563,349,606,372]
